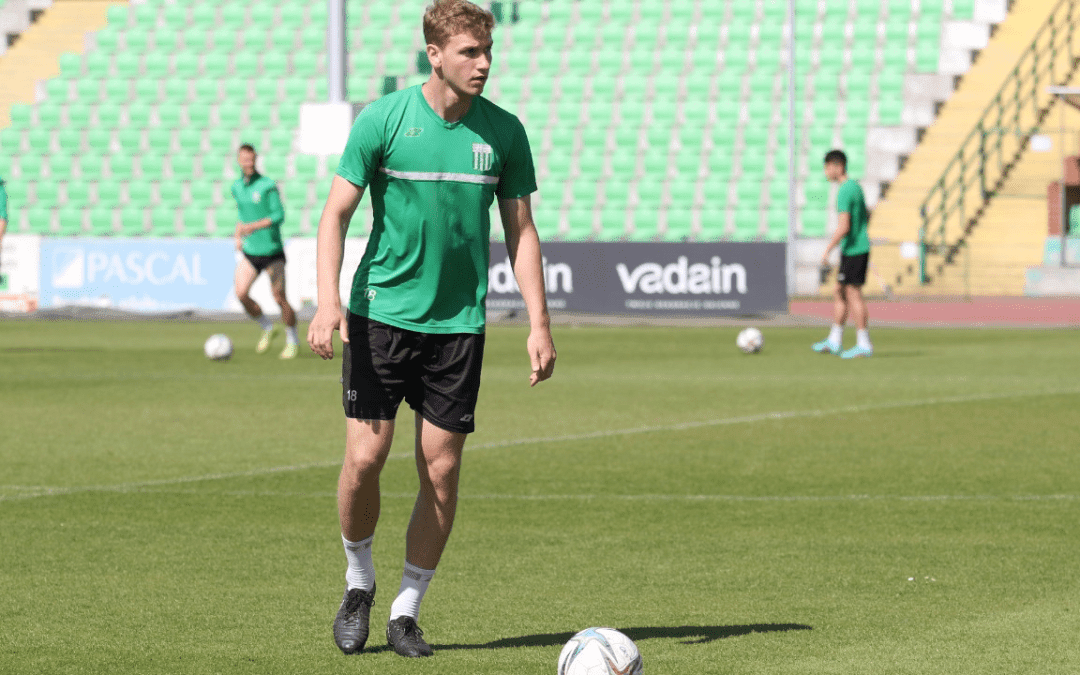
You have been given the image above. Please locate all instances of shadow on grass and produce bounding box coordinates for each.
[414,623,812,651]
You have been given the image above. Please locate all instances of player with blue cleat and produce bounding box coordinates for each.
[812,339,841,355]
[813,149,873,358]
[840,344,873,359]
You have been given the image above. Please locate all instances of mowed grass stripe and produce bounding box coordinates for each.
[3,384,1077,501]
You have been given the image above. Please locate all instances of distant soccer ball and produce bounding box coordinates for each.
[736,327,764,354]
[557,628,643,675]
[203,334,233,361]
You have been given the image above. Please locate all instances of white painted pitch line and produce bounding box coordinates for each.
[19,488,1080,504]
[4,386,1078,503]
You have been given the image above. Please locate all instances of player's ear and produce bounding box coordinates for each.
[426,43,441,70]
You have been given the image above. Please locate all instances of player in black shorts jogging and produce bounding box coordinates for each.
[307,0,556,659]
[231,144,299,359]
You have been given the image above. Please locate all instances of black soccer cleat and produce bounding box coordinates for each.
[386,616,434,657]
[333,584,375,654]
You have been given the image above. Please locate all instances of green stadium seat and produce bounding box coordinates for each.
[154,31,182,54]
[65,181,91,205]
[212,204,237,233]
[89,208,116,236]
[158,181,185,206]
[45,78,70,102]
[149,206,178,235]
[55,127,82,154]
[127,181,153,205]
[170,156,196,180]
[92,178,119,204]
[221,3,247,24]
[35,181,61,205]
[119,208,146,236]
[174,53,200,78]
[80,154,106,179]
[190,4,217,26]
[180,208,209,237]
[216,102,246,128]
[24,206,52,234]
[186,105,213,126]
[9,103,33,128]
[4,180,30,205]
[293,155,319,179]
[188,180,217,205]
[57,208,84,236]
[110,155,135,180]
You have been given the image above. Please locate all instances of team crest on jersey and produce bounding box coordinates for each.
[472,142,494,171]
[405,127,423,137]
[251,191,262,203]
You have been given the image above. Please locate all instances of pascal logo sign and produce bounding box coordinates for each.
[488,242,786,315]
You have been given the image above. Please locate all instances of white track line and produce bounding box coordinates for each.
[4,386,1078,502]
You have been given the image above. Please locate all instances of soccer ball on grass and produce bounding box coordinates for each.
[203,334,233,361]
[736,327,764,354]
[557,627,643,675]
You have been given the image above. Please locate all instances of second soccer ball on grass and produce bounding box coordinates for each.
[203,334,233,361]
[736,327,764,354]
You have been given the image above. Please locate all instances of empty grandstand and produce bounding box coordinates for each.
[4,0,1071,296]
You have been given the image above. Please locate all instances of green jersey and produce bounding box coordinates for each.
[837,178,870,256]
[0,177,8,221]
[337,85,536,334]
[230,172,285,256]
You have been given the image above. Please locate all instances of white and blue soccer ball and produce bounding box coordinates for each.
[203,333,233,361]
[557,627,643,675]
[736,327,764,354]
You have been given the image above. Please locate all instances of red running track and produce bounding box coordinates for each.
[789,297,1080,327]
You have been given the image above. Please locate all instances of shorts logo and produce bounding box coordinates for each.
[460,414,474,422]
[472,143,493,171]
[405,127,424,137]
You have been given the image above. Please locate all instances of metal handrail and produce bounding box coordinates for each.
[918,0,1080,283]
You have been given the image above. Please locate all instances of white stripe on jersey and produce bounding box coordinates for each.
[380,167,499,185]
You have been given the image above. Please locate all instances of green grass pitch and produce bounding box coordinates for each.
[1,319,1078,674]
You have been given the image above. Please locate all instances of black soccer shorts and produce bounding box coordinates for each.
[837,253,869,287]
[341,314,485,434]
[242,251,286,273]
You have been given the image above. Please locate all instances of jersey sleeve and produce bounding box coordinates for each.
[265,184,284,226]
[836,182,856,214]
[0,182,8,221]
[337,106,385,188]
[495,120,537,200]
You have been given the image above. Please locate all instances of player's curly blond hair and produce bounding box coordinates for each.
[423,0,494,48]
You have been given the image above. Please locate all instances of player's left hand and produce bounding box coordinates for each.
[527,326,556,387]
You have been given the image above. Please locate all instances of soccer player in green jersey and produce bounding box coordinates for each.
[308,0,556,658]
[814,149,873,358]
[231,144,299,359]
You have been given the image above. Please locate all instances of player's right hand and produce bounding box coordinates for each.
[307,307,349,360]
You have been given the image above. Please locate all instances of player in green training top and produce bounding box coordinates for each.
[307,0,556,659]
[814,149,873,358]
[231,144,299,359]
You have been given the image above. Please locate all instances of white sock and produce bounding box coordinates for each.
[256,315,274,332]
[856,329,872,350]
[285,325,298,345]
[828,323,843,346]
[342,534,375,592]
[389,561,435,621]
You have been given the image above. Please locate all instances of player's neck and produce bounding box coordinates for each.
[421,78,474,123]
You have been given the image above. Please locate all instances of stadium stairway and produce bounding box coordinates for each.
[926,102,1080,296]
[0,0,121,128]
[863,0,1063,296]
